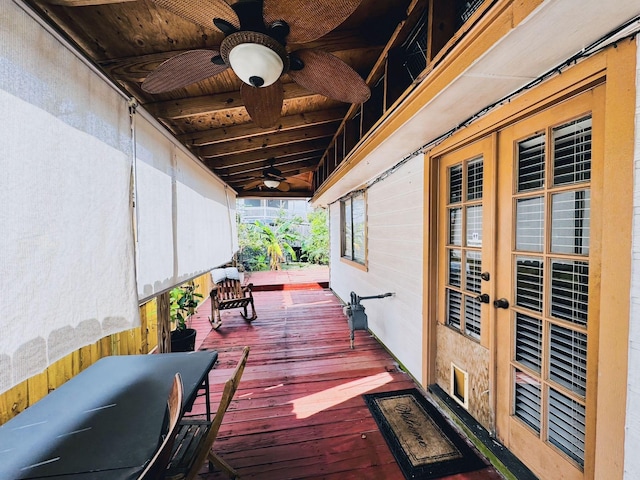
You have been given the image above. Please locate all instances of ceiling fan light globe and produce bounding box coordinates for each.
[264,179,281,188]
[229,43,283,87]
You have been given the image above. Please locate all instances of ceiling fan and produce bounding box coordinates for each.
[141,0,371,127]
[242,162,292,191]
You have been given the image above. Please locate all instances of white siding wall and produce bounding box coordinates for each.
[625,36,640,479]
[330,155,424,381]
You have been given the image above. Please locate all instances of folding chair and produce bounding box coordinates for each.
[165,346,250,480]
[138,373,183,480]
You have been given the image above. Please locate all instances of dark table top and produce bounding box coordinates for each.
[0,350,218,480]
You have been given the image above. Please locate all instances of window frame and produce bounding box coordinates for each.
[340,191,367,267]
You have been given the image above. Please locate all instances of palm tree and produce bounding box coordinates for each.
[254,220,299,270]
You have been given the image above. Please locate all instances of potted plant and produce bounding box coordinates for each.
[169,282,203,352]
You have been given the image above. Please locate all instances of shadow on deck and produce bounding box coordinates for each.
[185,270,504,479]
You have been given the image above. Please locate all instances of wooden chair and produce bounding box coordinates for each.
[165,346,250,480]
[138,373,184,480]
[210,274,257,330]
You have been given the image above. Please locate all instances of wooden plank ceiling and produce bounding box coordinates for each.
[23,0,410,197]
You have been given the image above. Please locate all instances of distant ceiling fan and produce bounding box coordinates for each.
[142,0,371,127]
[242,162,291,191]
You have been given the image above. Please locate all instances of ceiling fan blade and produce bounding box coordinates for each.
[149,0,239,31]
[241,81,284,128]
[289,49,370,104]
[277,181,291,192]
[141,50,228,94]
[263,0,363,43]
[243,179,264,190]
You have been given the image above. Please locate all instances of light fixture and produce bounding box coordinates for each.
[264,179,280,189]
[221,32,289,88]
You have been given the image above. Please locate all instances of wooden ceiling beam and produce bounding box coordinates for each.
[196,123,338,157]
[237,189,312,198]
[219,153,322,177]
[223,162,315,187]
[222,156,318,182]
[180,108,347,147]
[204,139,328,167]
[145,83,317,119]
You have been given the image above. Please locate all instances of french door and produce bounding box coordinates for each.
[437,87,603,479]
[494,89,603,479]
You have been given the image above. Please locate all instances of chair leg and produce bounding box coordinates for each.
[207,451,239,479]
[239,303,256,322]
[248,300,257,321]
[209,306,222,330]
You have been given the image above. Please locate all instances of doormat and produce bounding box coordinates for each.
[363,389,486,479]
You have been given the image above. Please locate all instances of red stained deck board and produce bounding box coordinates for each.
[187,279,501,480]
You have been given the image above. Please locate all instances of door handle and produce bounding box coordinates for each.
[493,298,509,309]
[476,293,490,303]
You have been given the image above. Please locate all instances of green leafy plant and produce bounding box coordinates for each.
[255,219,299,270]
[302,208,329,265]
[169,282,203,330]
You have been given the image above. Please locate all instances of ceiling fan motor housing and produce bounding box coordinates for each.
[220,31,290,87]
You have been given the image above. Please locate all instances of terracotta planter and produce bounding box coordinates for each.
[170,328,197,352]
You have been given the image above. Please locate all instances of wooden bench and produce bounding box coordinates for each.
[210,268,257,330]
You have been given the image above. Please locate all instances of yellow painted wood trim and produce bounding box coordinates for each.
[339,257,368,272]
[591,37,636,480]
[423,152,437,387]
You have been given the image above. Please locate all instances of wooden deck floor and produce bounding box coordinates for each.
[186,283,503,479]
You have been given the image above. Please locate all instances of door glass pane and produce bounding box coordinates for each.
[550,260,589,327]
[467,158,483,200]
[516,257,544,312]
[449,208,462,245]
[447,290,462,329]
[551,190,590,255]
[514,369,541,434]
[465,251,481,293]
[548,388,586,467]
[450,164,463,203]
[516,196,544,252]
[518,133,545,192]
[510,110,593,471]
[515,313,542,373]
[553,116,592,186]
[466,205,483,247]
[449,249,462,287]
[464,296,481,340]
[549,324,587,397]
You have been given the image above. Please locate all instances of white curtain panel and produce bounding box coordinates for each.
[135,113,237,303]
[0,4,139,394]
[134,115,176,301]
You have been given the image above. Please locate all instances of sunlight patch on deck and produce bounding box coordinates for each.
[289,372,394,419]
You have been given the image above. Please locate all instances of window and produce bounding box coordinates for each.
[243,199,261,207]
[267,199,288,209]
[341,192,366,265]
